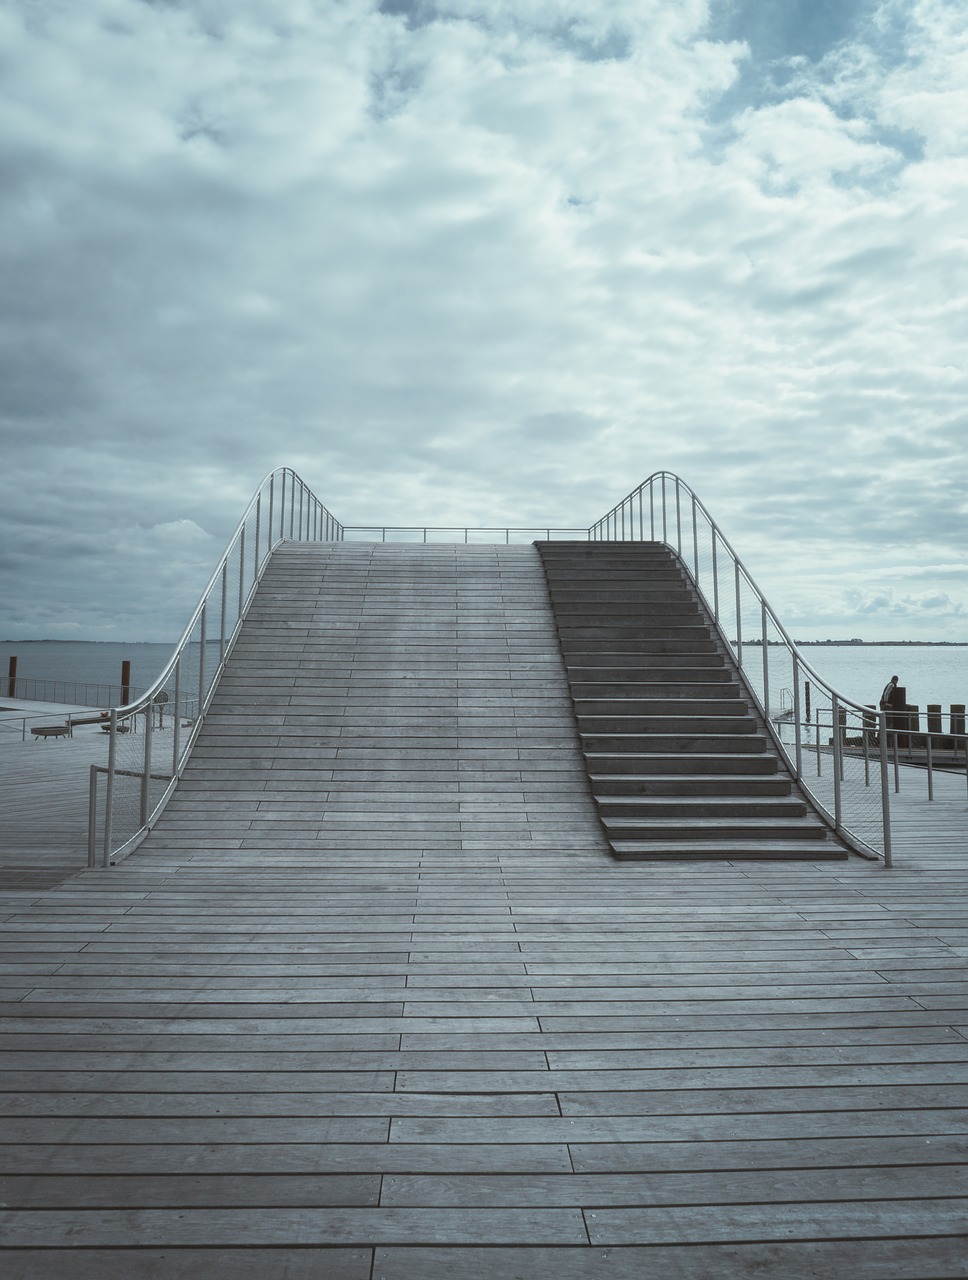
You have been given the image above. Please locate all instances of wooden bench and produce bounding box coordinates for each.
[68,713,111,734]
[30,724,70,740]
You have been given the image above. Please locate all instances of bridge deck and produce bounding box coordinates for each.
[2,544,967,1278]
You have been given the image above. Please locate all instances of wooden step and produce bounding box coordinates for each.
[585,752,780,775]
[577,715,758,734]
[590,773,796,796]
[602,816,828,842]
[571,681,743,699]
[610,839,848,861]
[535,539,846,862]
[595,795,808,819]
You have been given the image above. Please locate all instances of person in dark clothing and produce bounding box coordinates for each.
[879,674,905,742]
[879,675,901,711]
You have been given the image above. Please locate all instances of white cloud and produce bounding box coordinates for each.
[1,0,966,640]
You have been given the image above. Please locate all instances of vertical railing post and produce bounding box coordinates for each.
[675,477,682,555]
[238,526,246,618]
[761,601,770,720]
[638,489,643,539]
[289,474,296,539]
[219,562,228,665]
[926,734,934,800]
[661,474,668,543]
[792,653,803,779]
[88,766,98,868]
[266,477,274,556]
[734,562,743,668]
[692,498,699,582]
[140,704,153,828]
[649,484,655,540]
[102,709,118,867]
[879,711,893,867]
[831,693,843,832]
[711,532,720,623]
[172,655,181,773]
[279,471,287,540]
[254,493,263,573]
[198,604,207,720]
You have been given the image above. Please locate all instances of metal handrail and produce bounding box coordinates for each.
[88,467,343,865]
[84,465,926,867]
[340,526,589,543]
[588,471,897,864]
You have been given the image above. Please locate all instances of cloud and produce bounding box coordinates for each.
[1,0,966,640]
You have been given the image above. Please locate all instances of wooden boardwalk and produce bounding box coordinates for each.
[2,544,967,1278]
[0,702,114,886]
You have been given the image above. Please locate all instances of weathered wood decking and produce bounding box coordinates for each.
[2,543,967,1278]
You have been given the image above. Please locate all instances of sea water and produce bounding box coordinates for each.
[787,644,967,714]
[2,639,965,713]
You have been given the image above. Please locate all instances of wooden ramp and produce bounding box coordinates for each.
[2,543,968,1278]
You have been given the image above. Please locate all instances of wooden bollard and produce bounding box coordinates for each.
[6,655,15,699]
[906,703,919,750]
[927,704,942,735]
[121,660,131,705]
[952,705,966,736]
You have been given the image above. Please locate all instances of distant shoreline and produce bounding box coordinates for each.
[4,638,967,647]
[794,641,968,647]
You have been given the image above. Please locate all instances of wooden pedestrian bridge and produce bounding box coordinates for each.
[2,471,967,1279]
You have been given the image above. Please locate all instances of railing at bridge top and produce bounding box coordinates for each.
[84,465,937,866]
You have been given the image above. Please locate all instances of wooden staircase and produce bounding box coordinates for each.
[536,541,848,861]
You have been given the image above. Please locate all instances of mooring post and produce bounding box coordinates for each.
[121,660,131,705]
[6,655,15,698]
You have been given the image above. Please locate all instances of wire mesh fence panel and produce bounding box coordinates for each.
[105,708,149,857]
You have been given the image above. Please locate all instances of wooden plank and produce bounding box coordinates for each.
[2,1248,372,1280]
[0,1206,591,1247]
[378,1165,968,1206]
[370,1240,968,1280]
[2,542,967,1269]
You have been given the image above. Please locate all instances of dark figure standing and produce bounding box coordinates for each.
[879,674,905,743]
[879,675,900,712]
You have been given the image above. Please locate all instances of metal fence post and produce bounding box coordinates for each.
[198,604,207,720]
[238,525,246,618]
[761,600,770,719]
[792,654,803,779]
[675,477,682,555]
[831,694,843,832]
[879,711,893,867]
[734,562,743,668]
[88,766,98,867]
[140,704,153,828]
[692,498,699,582]
[661,474,668,543]
[102,709,118,867]
[219,562,228,665]
[172,657,182,777]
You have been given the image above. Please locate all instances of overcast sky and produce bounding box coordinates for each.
[2,0,966,642]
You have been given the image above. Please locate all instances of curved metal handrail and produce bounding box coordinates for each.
[588,471,893,863]
[89,467,343,865]
[86,465,896,866]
